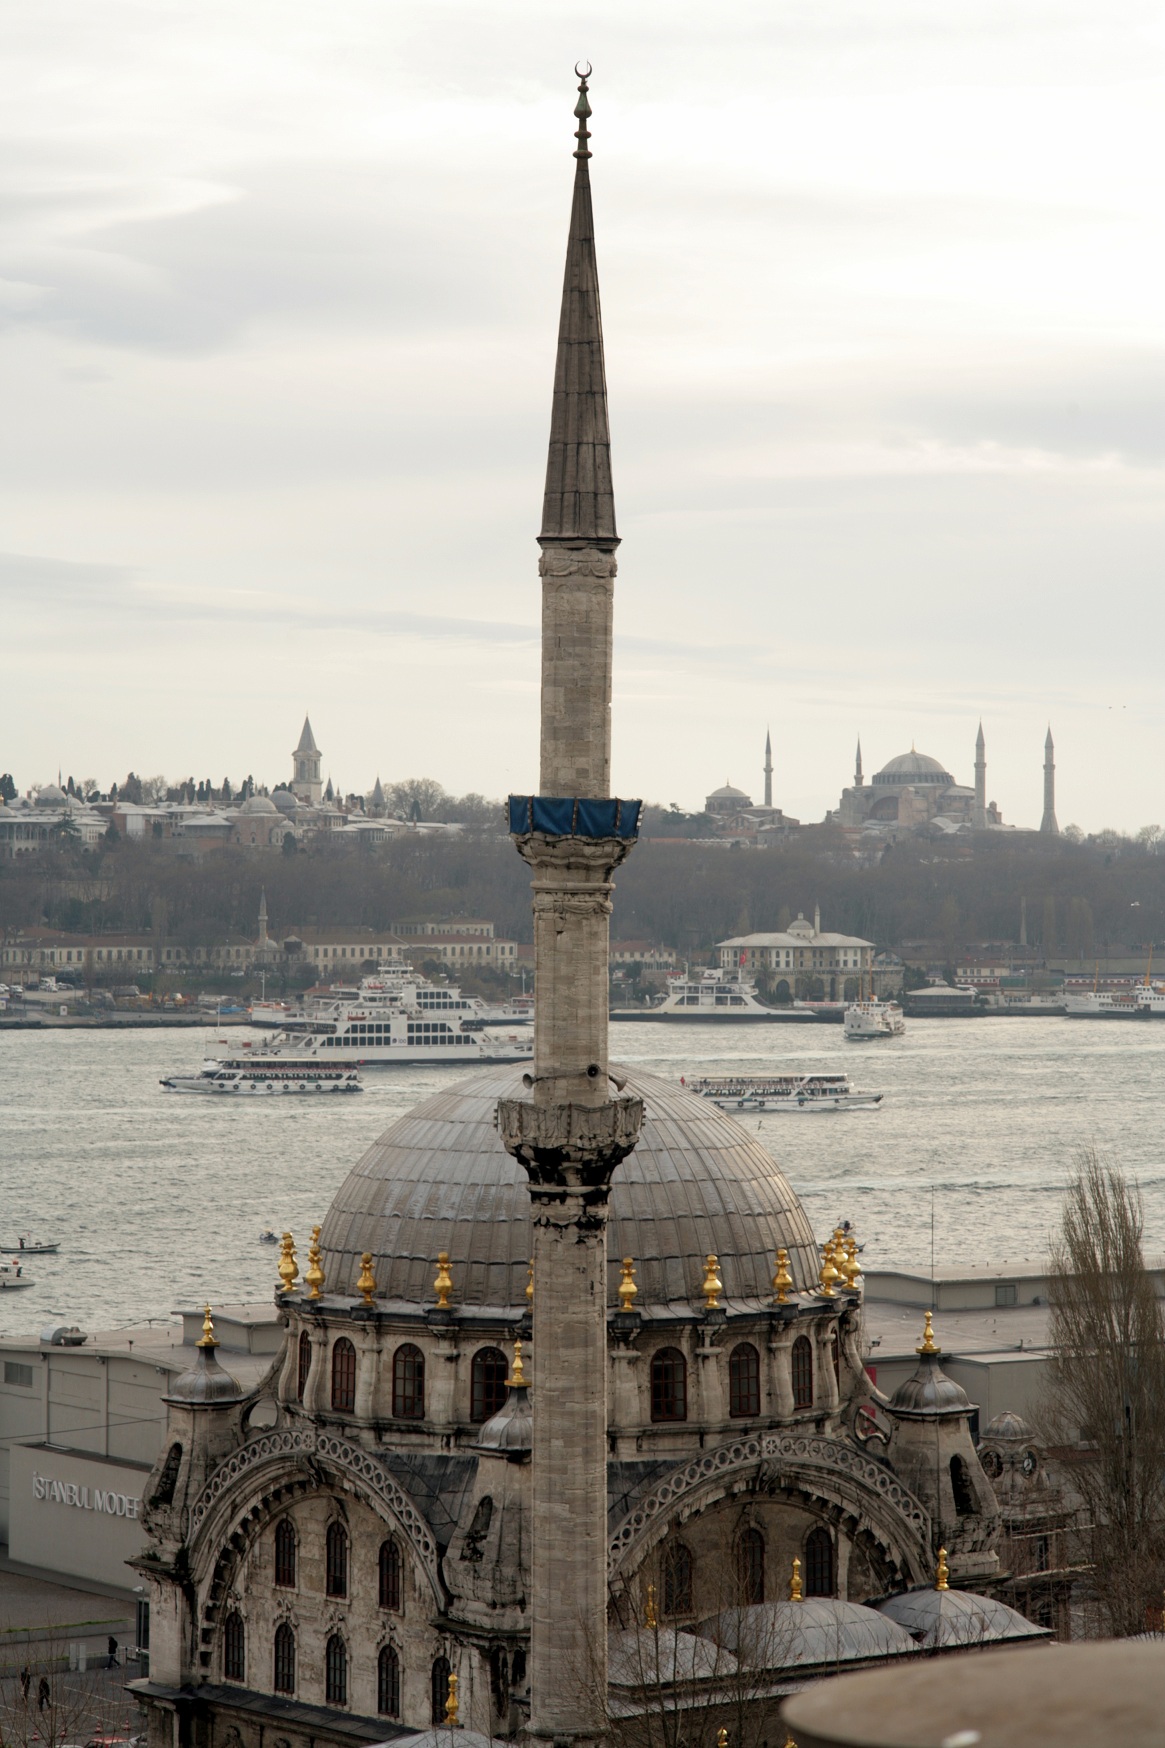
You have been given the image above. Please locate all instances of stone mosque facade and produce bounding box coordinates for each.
[129,74,1045,1748]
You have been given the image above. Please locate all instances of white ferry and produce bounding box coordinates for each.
[253,998,533,1066]
[161,1061,363,1095]
[1064,990,1143,1019]
[273,964,531,1037]
[683,1073,883,1113]
[613,969,819,1023]
[0,1259,34,1290]
[844,999,906,1041]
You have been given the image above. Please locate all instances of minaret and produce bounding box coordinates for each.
[1041,726,1059,834]
[854,737,864,787]
[258,887,269,949]
[764,729,773,808]
[974,721,986,828]
[498,69,642,1748]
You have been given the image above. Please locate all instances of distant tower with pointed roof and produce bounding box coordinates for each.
[974,722,987,829]
[368,774,386,818]
[764,730,773,808]
[291,715,322,805]
[854,737,864,788]
[1041,727,1058,835]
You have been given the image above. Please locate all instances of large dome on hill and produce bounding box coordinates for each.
[872,750,953,787]
[320,1065,819,1310]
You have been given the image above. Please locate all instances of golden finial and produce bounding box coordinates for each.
[936,1546,950,1591]
[618,1257,638,1312]
[818,1240,840,1298]
[357,1251,377,1307]
[526,1260,534,1304]
[842,1236,862,1290]
[701,1253,723,1310]
[644,1581,657,1629]
[277,1231,298,1295]
[917,1309,939,1355]
[197,1304,218,1349]
[304,1225,325,1299]
[789,1555,803,1602]
[717,1731,728,1748]
[832,1226,847,1260]
[444,1670,460,1727]
[772,1247,793,1304]
[507,1338,528,1387]
[434,1251,454,1310]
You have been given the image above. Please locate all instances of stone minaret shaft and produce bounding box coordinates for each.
[974,721,986,829]
[855,737,863,787]
[1041,726,1059,834]
[764,730,773,808]
[499,71,643,1748]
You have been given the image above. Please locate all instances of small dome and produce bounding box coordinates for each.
[872,751,953,787]
[983,1410,1033,1443]
[165,1327,247,1406]
[35,784,67,806]
[240,794,279,816]
[270,788,299,815]
[702,1600,918,1670]
[476,1381,532,1452]
[609,1627,737,1688]
[708,784,750,800]
[889,1353,972,1417]
[876,1587,1050,1649]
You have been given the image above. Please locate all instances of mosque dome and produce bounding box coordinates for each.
[270,788,299,815]
[875,1586,1049,1649]
[707,784,750,801]
[871,751,953,788]
[239,794,279,816]
[319,1065,819,1309]
[35,783,67,806]
[888,1352,972,1417]
[164,1319,247,1406]
[982,1410,1033,1442]
[703,1599,918,1669]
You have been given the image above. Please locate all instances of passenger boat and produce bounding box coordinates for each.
[250,986,534,1066]
[683,1073,883,1112]
[160,1061,364,1094]
[613,969,819,1023]
[0,1259,34,1289]
[1063,990,1143,1019]
[272,963,531,1038]
[0,1235,60,1254]
[843,998,906,1040]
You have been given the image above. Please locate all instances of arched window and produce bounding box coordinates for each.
[662,1541,693,1617]
[274,1518,296,1588]
[331,1338,356,1413]
[729,1343,761,1418]
[431,1656,452,1726]
[378,1645,401,1718]
[393,1344,425,1419]
[951,1455,978,1516]
[379,1538,402,1611]
[273,1622,295,1695]
[792,1336,814,1410]
[223,1611,245,1683]
[297,1331,312,1401]
[804,1525,835,1597]
[325,1633,348,1707]
[471,1347,509,1423]
[736,1526,765,1605]
[326,1521,349,1598]
[650,1348,687,1422]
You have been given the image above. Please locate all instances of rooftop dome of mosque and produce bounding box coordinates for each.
[707,783,751,800]
[239,794,280,816]
[872,751,953,787]
[270,788,299,815]
[319,1065,819,1310]
[875,1586,1049,1649]
[702,1599,918,1670]
[35,783,67,806]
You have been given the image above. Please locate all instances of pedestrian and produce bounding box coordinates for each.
[37,1675,50,1711]
[19,1665,30,1701]
[108,1635,119,1668]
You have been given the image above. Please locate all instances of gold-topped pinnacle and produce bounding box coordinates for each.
[644,1580,657,1630]
[702,1253,723,1310]
[197,1304,218,1349]
[818,1240,840,1298]
[444,1670,460,1727]
[434,1251,454,1310]
[618,1257,638,1312]
[357,1251,377,1307]
[918,1309,939,1355]
[507,1338,528,1388]
[772,1247,793,1304]
[789,1555,803,1602]
[936,1546,950,1591]
[842,1235,862,1290]
[304,1226,325,1299]
[526,1260,534,1304]
[717,1730,728,1748]
[277,1231,298,1295]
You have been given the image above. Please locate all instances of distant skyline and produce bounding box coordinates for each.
[3,1,1163,832]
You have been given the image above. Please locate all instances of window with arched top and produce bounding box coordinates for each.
[274,1518,296,1588]
[431,1656,452,1726]
[378,1644,401,1718]
[330,1338,356,1412]
[471,1347,509,1423]
[325,1633,348,1707]
[273,1622,295,1695]
[736,1526,765,1605]
[662,1541,693,1617]
[804,1525,835,1597]
[729,1343,761,1418]
[297,1331,311,1402]
[393,1344,425,1419]
[650,1348,687,1422]
[792,1336,814,1410]
[223,1611,245,1683]
[950,1455,978,1517]
[379,1538,402,1612]
[326,1521,348,1598]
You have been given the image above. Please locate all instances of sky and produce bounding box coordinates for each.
[2,0,1164,831]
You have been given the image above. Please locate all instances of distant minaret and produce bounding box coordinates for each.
[291,715,322,806]
[854,737,864,787]
[764,729,773,808]
[258,887,269,949]
[974,721,986,828]
[1041,726,1059,835]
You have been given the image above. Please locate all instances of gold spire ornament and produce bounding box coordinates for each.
[918,1309,939,1355]
[618,1257,638,1312]
[197,1304,218,1348]
[526,1260,534,1304]
[936,1546,950,1591]
[277,1232,298,1295]
[842,1236,862,1290]
[434,1252,454,1310]
[772,1247,793,1305]
[644,1581,657,1630]
[304,1226,325,1299]
[444,1670,460,1727]
[507,1338,528,1387]
[818,1240,840,1298]
[717,1731,729,1748]
[701,1254,723,1310]
[357,1251,377,1307]
[789,1555,803,1602]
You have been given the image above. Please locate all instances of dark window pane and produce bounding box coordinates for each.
[729,1343,760,1418]
[650,1348,687,1422]
[431,1656,451,1726]
[331,1338,356,1413]
[804,1525,834,1597]
[379,1538,402,1611]
[274,1518,296,1588]
[297,1331,312,1402]
[326,1522,349,1598]
[662,1543,693,1616]
[378,1645,401,1718]
[393,1344,425,1419]
[736,1527,765,1604]
[325,1634,347,1706]
[471,1348,509,1423]
[273,1623,296,1695]
[792,1337,814,1410]
[223,1612,244,1683]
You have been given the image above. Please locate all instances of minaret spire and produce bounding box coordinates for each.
[764,729,773,809]
[855,737,863,787]
[1041,725,1059,834]
[974,720,986,829]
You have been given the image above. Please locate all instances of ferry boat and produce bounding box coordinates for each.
[683,1073,883,1113]
[0,1259,34,1290]
[161,1061,364,1095]
[1064,990,1143,1019]
[273,964,531,1037]
[843,998,906,1041]
[252,997,534,1066]
[613,969,819,1023]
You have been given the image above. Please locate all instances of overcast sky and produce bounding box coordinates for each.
[3,0,1163,830]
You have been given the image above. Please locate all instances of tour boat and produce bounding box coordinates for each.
[273,963,531,1038]
[613,969,819,1023]
[251,996,534,1066]
[684,1073,883,1113]
[0,1259,34,1289]
[160,1061,364,1095]
[1063,990,1143,1019]
[843,999,906,1041]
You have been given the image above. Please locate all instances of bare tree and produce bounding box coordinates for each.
[0,1629,138,1748]
[1044,1147,1165,1636]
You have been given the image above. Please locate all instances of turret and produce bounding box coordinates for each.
[292,715,322,805]
[854,737,864,788]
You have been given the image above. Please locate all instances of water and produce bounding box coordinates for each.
[2,1017,1165,1334]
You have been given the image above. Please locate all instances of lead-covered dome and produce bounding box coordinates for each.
[320,1065,818,1309]
[872,751,952,787]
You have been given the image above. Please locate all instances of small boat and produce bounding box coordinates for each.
[161,1060,364,1095]
[0,1236,60,1254]
[684,1072,883,1113]
[844,999,906,1040]
[258,1229,280,1245]
[0,1259,34,1289]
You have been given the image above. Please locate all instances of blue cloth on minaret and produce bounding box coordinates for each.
[507,796,641,840]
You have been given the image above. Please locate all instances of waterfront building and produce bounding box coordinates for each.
[0,787,107,858]
[719,909,874,998]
